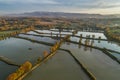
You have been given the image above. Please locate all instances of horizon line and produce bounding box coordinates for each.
[0,11,120,16]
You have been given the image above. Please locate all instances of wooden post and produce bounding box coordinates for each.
[51,32,52,37]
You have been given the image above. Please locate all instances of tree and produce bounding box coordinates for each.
[43,51,49,57]
[22,61,32,72]
[7,73,17,80]
[16,66,25,77]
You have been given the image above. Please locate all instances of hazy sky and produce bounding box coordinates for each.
[0,0,120,15]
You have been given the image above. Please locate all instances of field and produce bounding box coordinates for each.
[110,29,120,35]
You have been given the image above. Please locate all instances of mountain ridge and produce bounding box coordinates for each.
[6,11,120,18]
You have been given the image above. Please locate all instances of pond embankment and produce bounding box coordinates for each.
[67,40,120,64]
[0,56,20,67]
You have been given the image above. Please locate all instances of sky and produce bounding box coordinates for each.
[0,0,120,15]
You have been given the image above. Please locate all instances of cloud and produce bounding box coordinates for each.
[77,3,120,9]
[92,0,120,8]
[0,0,59,4]
[0,0,120,14]
[0,0,120,8]
[54,0,120,9]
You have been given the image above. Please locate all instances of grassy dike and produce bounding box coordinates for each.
[0,56,20,67]
[33,30,72,35]
[14,36,54,46]
[6,31,119,80]
[59,48,96,80]
[6,35,66,80]
[21,34,97,80]
[17,49,58,80]
[20,33,65,39]
[60,34,97,80]
[104,29,120,43]
[102,48,120,64]
[67,40,120,64]
[74,35,108,41]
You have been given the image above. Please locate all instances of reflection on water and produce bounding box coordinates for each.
[0,61,18,80]
[76,31,107,39]
[24,50,90,80]
[70,36,120,62]
[0,30,120,80]
[0,37,52,79]
[109,52,120,60]
[50,28,74,32]
[27,31,39,35]
[35,30,72,35]
[98,40,101,43]
[61,43,120,80]
[19,34,57,44]
[27,31,66,37]
[0,37,52,65]
[70,36,120,52]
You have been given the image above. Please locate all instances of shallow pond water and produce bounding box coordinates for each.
[70,36,120,52]
[109,52,120,61]
[76,31,107,39]
[0,30,120,80]
[19,34,57,44]
[27,31,66,37]
[24,50,90,80]
[35,30,72,35]
[61,43,120,80]
[0,61,18,80]
[0,37,50,64]
[27,31,39,35]
[50,28,74,32]
[0,37,52,79]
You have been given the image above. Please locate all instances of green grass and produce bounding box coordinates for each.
[110,29,120,35]
[0,30,20,35]
[110,29,120,33]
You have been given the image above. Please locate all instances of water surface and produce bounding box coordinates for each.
[24,50,90,80]
[0,38,50,64]
[61,43,120,80]
[0,61,17,80]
